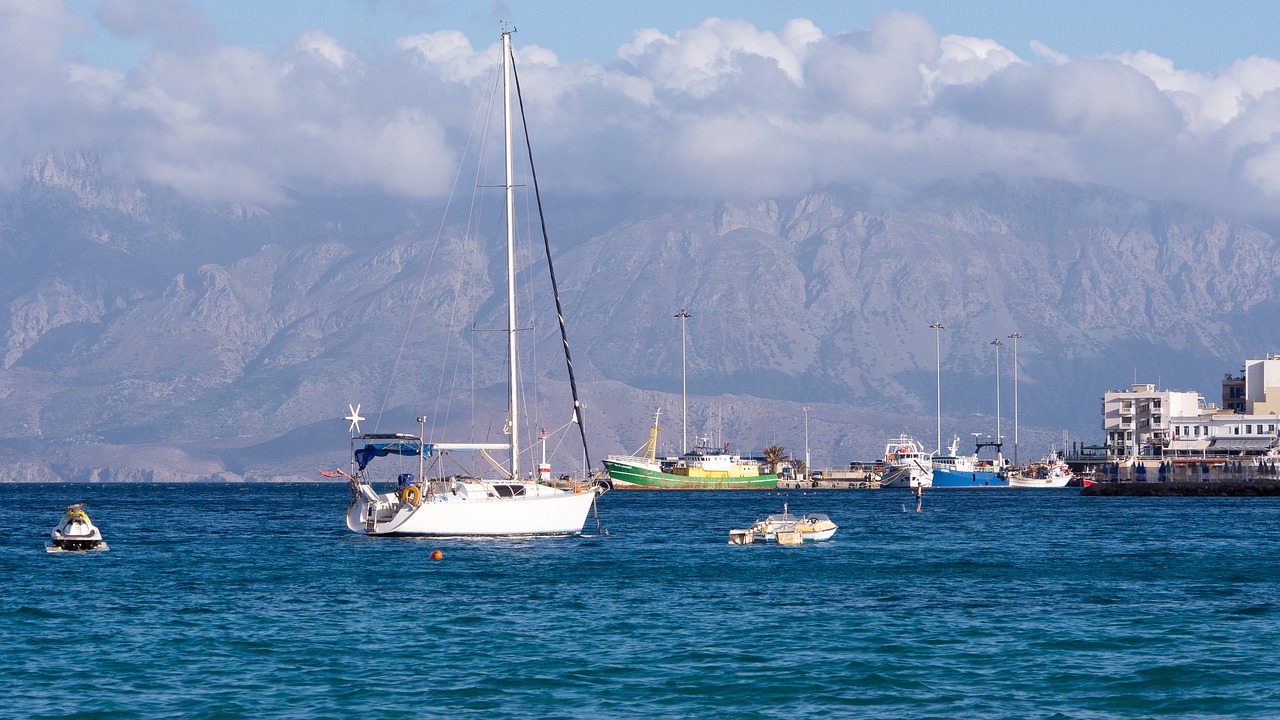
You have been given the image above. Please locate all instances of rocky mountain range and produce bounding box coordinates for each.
[3,152,1278,481]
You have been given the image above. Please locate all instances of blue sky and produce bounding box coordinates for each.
[10,0,1280,218]
[65,0,1280,73]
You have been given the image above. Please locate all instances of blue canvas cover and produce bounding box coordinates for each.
[354,441,424,471]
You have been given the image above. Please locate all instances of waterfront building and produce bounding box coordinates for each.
[1103,356,1280,459]
[1102,384,1204,457]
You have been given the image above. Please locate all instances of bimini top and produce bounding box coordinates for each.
[353,438,513,471]
[354,441,423,471]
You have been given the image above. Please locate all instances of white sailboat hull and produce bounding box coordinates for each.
[347,482,597,536]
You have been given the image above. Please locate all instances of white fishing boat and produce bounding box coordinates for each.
[46,504,108,553]
[335,31,601,537]
[881,434,933,488]
[1008,450,1073,488]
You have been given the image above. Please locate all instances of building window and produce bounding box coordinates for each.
[1153,399,1162,408]
[1154,415,1162,425]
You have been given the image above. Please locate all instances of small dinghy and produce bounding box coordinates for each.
[729,503,838,544]
[46,504,108,553]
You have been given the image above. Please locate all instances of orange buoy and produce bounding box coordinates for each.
[430,550,443,560]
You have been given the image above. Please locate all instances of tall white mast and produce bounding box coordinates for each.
[503,31,519,478]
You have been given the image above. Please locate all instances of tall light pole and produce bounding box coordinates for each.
[1008,332,1022,465]
[930,322,945,454]
[675,309,691,453]
[803,406,810,480]
[991,338,1003,453]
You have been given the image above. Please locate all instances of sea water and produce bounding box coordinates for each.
[3,483,1278,719]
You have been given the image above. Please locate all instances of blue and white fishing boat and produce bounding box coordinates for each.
[930,435,1010,487]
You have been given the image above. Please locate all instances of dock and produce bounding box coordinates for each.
[1081,481,1280,496]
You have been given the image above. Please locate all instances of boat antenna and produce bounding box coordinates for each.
[509,42,607,517]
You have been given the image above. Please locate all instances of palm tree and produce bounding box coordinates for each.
[762,445,788,474]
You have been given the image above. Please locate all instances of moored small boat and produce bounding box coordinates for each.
[46,504,108,553]
[736,503,838,543]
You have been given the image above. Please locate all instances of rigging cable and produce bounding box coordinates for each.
[511,50,608,535]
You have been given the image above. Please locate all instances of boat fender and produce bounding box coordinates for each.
[401,485,422,506]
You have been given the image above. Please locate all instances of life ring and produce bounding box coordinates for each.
[400,485,421,506]
[898,447,909,454]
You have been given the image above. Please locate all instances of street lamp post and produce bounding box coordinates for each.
[803,406,810,481]
[676,309,691,453]
[930,322,945,454]
[991,338,1003,452]
[1008,332,1022,465]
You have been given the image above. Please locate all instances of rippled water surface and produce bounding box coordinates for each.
[3,484,1279,719]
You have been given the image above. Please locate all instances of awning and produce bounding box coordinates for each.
[1208,437,1277,451]
[1166,439,1210,451]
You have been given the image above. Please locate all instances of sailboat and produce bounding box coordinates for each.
[337,30,601,536]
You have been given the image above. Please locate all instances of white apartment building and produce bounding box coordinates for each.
[1102,384,1204,456]
[1104,356,1280,458]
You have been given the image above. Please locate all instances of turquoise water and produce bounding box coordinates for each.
[4,484,1279,719]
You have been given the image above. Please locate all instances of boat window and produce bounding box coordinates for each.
[492,484,526,497]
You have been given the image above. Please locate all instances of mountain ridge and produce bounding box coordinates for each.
[2,158,1277,480]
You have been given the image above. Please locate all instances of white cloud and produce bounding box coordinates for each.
[924,34,1025,98]
[1030,40,1068,65]
[9,7,1280,218]
[618,17,818,95]
[295,29,355,71]
[398,30,494,82]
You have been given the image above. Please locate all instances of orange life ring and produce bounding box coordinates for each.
[898,447,909,454]
[400,485,421,506]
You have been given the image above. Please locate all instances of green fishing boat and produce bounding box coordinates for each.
[602,410,778,489]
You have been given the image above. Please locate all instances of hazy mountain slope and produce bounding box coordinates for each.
[2,158,1278,480]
